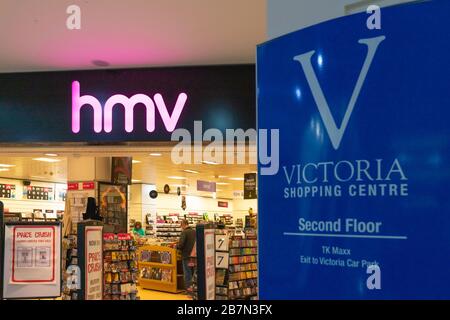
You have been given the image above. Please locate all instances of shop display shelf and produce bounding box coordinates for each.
[228,277,258,282]
[228,284,258,289]
[232,295,258,300]
[139,261,175,268]
[230,269,258,273]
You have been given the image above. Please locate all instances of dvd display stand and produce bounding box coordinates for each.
[138,244,184,293]
[214,228,258,300]
[103,233,140,300]
[98,183,128,234]
[61,234,79,300]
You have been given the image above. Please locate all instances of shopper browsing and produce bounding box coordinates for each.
[132,221,145,237]
[177,220,196,290]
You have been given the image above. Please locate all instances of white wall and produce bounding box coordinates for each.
[267,0,416,39]
[128,183,157,225]
[155,193,233,218]
[233,198,257,222]
[67,156,111,181]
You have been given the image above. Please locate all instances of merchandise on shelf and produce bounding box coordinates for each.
[230,239,257,248]
[229,286,258,299]
[189,269,198,300]
[103,233,140,300]
[214,228,258,300]
[229,263,258,273]
[61,234,79,300]
[155,222,182,241]
[215,269,227,286]
[138,244,183,293]
[25,186,53,200]
[99,183,128,234]
[235,218,244,229]
[140,249,172,264]
[229,255,257,265]
[0,183,16,199]
[229,247,258,256]
[145,215,156,236]
[228,270,258,281]
[219,214,233,226]
[140,267,173,282]
[185,213,203,226]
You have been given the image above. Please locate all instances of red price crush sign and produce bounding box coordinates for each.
[87,252,102,273]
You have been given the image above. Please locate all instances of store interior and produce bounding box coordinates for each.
[0,144,258,300]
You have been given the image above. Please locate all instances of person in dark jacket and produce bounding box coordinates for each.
[177,219,196,290]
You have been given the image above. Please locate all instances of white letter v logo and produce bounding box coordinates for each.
[293,36,385,150]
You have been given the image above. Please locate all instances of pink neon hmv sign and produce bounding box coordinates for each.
[71,81,188,133]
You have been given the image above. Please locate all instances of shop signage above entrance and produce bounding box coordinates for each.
[257,0,450,299]
[217,201,228,208]
[67,183,79,191]
[71,81,187,134]
[0,65,255,143]
[82,182,95,190]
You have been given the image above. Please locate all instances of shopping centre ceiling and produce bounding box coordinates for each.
[0,145,256,199]
[0,0,266,73]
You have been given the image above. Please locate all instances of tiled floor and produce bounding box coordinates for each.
[138,287,192,300]
[40,286,191,300]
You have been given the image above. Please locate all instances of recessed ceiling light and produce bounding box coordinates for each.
[132,160,141,164]
[0,164,15,168]
[182,169,199,174]
[32,158,61,163]
[202,160,219,165]
[168,176,187,180]
[229,177,244,181]
[0,168,9,172]
[216,182,230,185]
[149,153,162,157]
[131,179,141,183]
[44,153,58,157]
[212,175,228,179]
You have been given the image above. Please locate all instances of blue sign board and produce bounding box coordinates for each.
[257,0,450,299]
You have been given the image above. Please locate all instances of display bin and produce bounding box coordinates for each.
[137,244,184,293]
